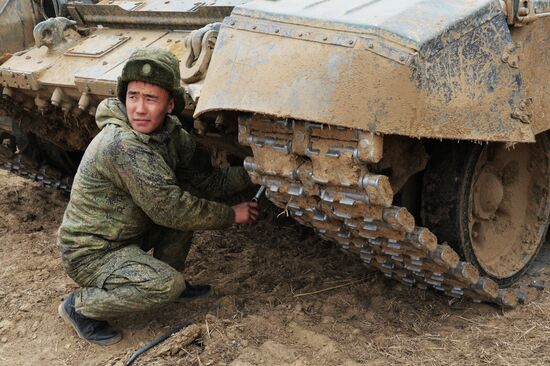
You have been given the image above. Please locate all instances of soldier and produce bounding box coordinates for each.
[57,48,258,345]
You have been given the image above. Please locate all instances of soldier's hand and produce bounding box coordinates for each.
[232,201,259,224]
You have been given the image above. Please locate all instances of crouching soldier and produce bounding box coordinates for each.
[57,48,258,345]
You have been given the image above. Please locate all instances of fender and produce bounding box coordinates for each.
[195,0,537,143]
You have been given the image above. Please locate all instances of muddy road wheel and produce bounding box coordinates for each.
[422,135,550,286]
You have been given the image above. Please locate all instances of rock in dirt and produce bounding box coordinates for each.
[18,303,31,312]
[321,316,335,324]
[0,319,14,331]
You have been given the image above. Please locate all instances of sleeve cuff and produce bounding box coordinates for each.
[220,204,235,228]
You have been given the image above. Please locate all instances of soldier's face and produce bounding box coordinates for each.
[126,81,174,134]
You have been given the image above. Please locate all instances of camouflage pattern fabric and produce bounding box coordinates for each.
[58,98,251,319]
[72,229,192,319]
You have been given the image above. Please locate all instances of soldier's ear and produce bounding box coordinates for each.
[167,97,174,114]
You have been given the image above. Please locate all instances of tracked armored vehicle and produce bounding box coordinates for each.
[1,0,550,306]
[0,0,250,177]
[193,0,550,306]
[0,0,98,175]
[0,0,42,149]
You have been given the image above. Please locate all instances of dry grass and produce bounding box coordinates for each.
[346,290,550,365]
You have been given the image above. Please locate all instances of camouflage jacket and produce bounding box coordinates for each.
[58,98,251,271]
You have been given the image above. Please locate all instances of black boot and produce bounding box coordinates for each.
[177,281,212,302]
[58,293,121,346]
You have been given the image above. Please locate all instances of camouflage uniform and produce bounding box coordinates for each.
[58,98,251,319]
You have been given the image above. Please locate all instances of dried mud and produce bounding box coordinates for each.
[1,169,550,366]
[469,141,550,279]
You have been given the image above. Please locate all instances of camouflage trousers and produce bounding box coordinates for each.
[71,227,193,320]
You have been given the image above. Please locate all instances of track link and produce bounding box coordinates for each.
[3,159,72,194]
[238,115,519,307]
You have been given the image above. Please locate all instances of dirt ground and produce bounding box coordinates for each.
[0,169,550,366]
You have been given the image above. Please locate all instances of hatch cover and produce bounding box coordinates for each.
[102,1,143,11]
[65,35,130,58]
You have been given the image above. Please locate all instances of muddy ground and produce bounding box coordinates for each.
[0,169,550,366]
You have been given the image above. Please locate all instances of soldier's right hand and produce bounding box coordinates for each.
[232,201,259,224]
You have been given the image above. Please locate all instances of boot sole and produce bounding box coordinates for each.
[58,302,122,346]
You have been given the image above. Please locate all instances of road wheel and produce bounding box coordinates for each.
[422,135,550,286]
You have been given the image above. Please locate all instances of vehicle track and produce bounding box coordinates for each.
[238,115,549,307]
[0,145,72,194]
